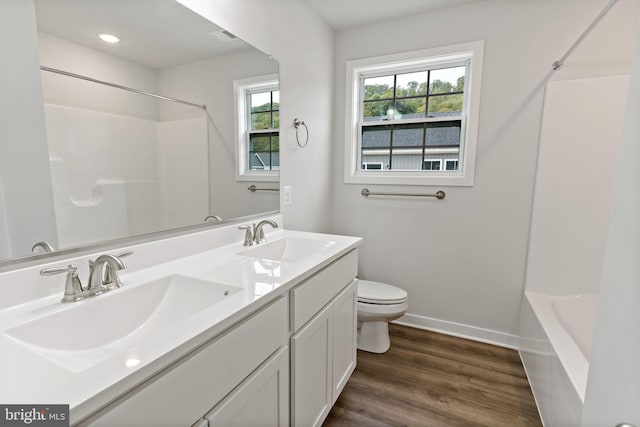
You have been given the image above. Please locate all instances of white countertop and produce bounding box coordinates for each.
[0,228,361,423]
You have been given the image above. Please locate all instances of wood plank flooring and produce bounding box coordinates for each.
[323,324,542,427]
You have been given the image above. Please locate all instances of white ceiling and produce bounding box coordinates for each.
[34,0,485,69]
[303,0,483,30]
[34,0,252,70]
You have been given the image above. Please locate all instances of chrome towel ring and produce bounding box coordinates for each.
[293,118,309,148]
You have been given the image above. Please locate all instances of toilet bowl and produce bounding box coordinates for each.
[357,280,408,353]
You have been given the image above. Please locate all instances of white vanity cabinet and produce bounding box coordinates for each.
[79,297,288,427]
[75,247,359,427]
[290,250,358,427]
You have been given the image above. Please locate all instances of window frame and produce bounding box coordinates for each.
[344,41,484,186]
[234,74,279,182]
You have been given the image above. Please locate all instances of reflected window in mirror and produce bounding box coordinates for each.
[235,74,279,182]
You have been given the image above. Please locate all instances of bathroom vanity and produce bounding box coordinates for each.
[0,216,361,426]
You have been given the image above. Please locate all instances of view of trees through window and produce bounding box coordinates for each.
[362,66,465,121]
[249,89,279,171]
[359,65,465,172]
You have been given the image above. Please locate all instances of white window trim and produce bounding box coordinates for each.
[234,74,279,182]
[343,41,484,186]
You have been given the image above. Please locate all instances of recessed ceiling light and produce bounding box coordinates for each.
[98,33,120,44]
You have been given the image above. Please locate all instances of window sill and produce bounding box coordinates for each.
[236,172,280,183]
[344,171,473,187]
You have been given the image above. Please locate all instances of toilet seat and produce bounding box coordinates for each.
[358,280,407,305]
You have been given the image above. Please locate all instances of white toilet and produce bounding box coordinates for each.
[357,279,408,353]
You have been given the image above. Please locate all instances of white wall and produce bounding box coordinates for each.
[176,0,335,233]
[0,0,58,258]
[582,14,640,426]
[158,49,280,220]
[330,0,640,345]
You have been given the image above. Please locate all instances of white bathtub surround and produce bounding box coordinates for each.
[43,93,208,250]
[519,70,631,426]
[523,292,598,401]
[524,75,629,296]
[520,294,583,426]
[0,214,361,424]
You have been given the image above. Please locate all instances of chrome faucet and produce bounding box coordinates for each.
[254,220,279,244]
[40,250,132,303]
[238,220,279,246]
[87,254,127,294]
[32,241,55,253]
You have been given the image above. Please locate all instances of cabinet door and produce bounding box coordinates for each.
[291,303,333,427]
[205,347,289,427]
[332,280,357,403]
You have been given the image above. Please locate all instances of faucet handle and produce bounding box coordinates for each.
[238,225,254,246]
[40,264,85,303]
[40,265,75,276]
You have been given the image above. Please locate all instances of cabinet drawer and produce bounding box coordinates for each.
[81,297,288,427]
[290,250,358,332]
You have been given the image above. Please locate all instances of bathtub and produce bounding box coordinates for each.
[519,292,599,426]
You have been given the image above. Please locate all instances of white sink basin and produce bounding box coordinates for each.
[239,237,335,263]
[4,275,242,353]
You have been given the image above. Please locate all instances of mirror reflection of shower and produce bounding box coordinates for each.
[42,66,209,249]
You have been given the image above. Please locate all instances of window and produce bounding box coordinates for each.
[423,160,442,171]
[445,159,459,171]
[234,74,279,181]
[344,41,484,186]
[362,162,384,170]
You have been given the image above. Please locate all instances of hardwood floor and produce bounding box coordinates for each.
[323,324,542,427]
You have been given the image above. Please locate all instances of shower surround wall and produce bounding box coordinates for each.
[38,32,208,249]
[44,105,207,248]
[519,66,630,427]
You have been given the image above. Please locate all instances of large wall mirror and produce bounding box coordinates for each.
[0,0,279,264]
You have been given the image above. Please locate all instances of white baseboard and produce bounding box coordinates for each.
[393,313,520,350]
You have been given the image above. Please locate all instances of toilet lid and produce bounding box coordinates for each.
[358,280,408,304]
